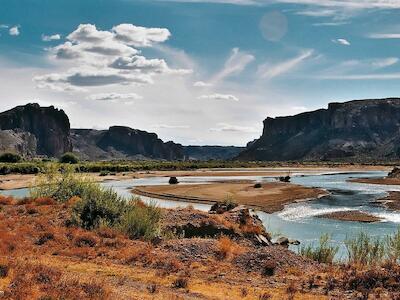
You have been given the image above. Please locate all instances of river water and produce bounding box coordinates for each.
[3,170,400,257]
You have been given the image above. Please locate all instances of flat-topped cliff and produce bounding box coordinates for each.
[238,98,400,161]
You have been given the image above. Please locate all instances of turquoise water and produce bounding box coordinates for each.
[3,170,400,257]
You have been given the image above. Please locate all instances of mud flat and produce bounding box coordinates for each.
[317,211,382,223]
[376,191,400,211]
[133,182,328,213]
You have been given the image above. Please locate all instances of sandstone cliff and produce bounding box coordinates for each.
[0,103,71,157]
[238,98,400,161]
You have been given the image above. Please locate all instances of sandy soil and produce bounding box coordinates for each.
[0,165,390,190]
[133,182,328,213]
[317,211,382,223]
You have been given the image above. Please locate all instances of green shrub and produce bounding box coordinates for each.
[385,228,400,262]
[0,152,21,163]
[30,165,93,202]
[299,234,339,264]
[59,152,79,164]
[345,232,385,266]
[119,200,161,240]
[71,187,128,229]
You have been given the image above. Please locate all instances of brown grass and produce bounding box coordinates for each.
[217,236,245,260]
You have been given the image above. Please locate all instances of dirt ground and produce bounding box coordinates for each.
[133,182,328,213]
[317,210,382,223]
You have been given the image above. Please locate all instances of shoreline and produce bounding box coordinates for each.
[349,177,400,185]
[375,191,400,211]
[0,165,390,191]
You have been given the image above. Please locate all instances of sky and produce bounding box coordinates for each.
[1,0,400,146]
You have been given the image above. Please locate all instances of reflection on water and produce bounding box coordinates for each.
[3,170,400,256]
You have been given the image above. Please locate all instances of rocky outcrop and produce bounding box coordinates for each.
[0,103,71,157]
[71,127,184,160]
[183,146,245,160]
[0,129,37,157]
[238,98,400,161]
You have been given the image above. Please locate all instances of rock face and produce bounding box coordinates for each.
[71,127,184,160]
[183,146,245,160]
[0,103,71,157]
[0,129,37,157]
[238,98,400,161]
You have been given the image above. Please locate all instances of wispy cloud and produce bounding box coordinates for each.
[257,49,314,79]
[152,124,190,129]
[319,73,400,80]
[210,122,258,133]
[332,38,350,45]
[86,92,143,101]
[198,93,239,101]
[368,33,400,39]
[211,48,254,82]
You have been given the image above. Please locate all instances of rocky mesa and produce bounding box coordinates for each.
[238,98,400,161]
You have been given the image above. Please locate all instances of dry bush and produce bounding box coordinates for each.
[0,263,9,278]
[34,197,56,206]
[172,277,188,289]
[0,195,15,205]
[0,230,17,254]
[152,255,183,274]
[6,262,111,300]
[73,232,99,247]
[35,232,55,245]
[259,292,272,300]
[96,226,119,239]
[121,243,154,265]
[240,223,263,235]
[217,236,244,260]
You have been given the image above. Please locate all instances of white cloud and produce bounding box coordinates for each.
[193,81,213,87]
[332,38,350,45]
[319,73,400,80]
[9,26,19,36]
[210,123,258,133]
[198,93,239,101]
[212,48,254,82]
[295,9,338,17]
[368,33,400,39]
[34,23,190,91]
[371,57,398,68]
[112,24,171,47]
[257,49,313,79]
[41,34,61,42]
[87,92,143,101]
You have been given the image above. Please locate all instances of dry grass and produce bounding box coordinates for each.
[217,236,245,260]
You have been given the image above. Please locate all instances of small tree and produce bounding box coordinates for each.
[59,152,79,164]
[0,152,22,163]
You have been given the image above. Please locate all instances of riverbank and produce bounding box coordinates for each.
[0,165,390,190]
[317,211,382,223]
[133,182,328,213]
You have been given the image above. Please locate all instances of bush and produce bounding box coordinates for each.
[345,232,385,266]
[0,152,21,163]
[299,234,339,264]
[59,152,79,164]
[254,183,262,188]
[119,200,161,240]
[71,187,127,229]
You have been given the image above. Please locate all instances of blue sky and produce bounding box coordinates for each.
[1,0,400,145]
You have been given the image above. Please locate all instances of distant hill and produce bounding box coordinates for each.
[0,103,243,161]
[71,127,184,161]
[238,98,400,161]
[184,145,244,161]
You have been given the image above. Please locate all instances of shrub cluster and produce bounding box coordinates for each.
[0,152,22,163]
[299,234,339,264]
[31,166,162,240]
[59,152,79,164]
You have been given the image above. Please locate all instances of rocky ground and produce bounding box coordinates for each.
[317,211,382,223]
[1,195,400,299]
